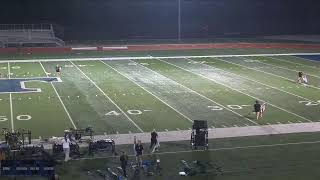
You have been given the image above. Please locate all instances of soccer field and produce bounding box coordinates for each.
[0,54,320,139]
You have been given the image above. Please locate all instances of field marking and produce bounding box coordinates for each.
[210,57,317,103]
[157,58,311,122]
[289,55,320,64]
[39,62,77,129]
[100,60,193,123]
[75,140,320,161]
[269,56,320,70]
[135,60,258,125]
[7,62,14,132]
[230,57,320,91]
[69,61,144,132]
[253,58,320,79]
[2,53,320,63]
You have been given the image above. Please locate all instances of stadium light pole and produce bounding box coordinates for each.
[178,0,181,41]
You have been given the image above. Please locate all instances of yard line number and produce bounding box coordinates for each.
[105,109,152,116]
[0,114,32,122]
[299,100,320,106]
[208,105,251,111]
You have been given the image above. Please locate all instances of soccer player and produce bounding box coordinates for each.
[260,103,266,118]
[302,74,308,86]
[55,65,62,76]
[253,100,262,120]
[297,71,303,84]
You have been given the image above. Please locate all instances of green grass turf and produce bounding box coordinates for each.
[0,54,319,139]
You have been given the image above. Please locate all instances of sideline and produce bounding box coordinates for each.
[0,52,320,63]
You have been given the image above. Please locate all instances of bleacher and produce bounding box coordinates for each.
[0,24,65,48]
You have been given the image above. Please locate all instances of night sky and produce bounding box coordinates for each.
[0,0,319,40]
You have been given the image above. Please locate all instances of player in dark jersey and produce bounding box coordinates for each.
[253,100,262,120]
[55,65,62,76]
[297,71,303,84]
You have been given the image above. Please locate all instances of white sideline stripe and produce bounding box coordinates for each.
[256,59,320,79]
[39,62,77,129]
[239,57,320,91]
[269,56,320,70]
[135,59,258,125]
[8,62,14,132]
[2,52,320,63]
[100,60,193,123]
[71,47,97,50]
[158,58,311,122]
[212,57,316,103]
[67,122,320,146]
[76,140,320,161]
[69,61,144,132]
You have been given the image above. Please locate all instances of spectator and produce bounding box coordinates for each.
[135,140,144,166]
[150,129,159,153]
[120,151,128,177]
[62,136,71,162]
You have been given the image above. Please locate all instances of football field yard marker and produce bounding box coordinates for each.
[8,62,14,132]
[158,58,312,122]
[100,60,193,123]
[202,57,316,103]
[256,59,320,79]
[69,61,144,132]
[137,60,258,125]
[270,56,320,70]
[39,62,77,129]
[238,57,320,90]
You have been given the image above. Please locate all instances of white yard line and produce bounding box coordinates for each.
[69,60,144,132]
[134,60,258,125]
[269,56,320,70]
[157,58,312,122]
[229,57,320,91]
[290,55,320,64]
[39,62,77,129]
[2,52,320,63]
[253,58,320,79]
[99,60,193,123]
[211,57,316,102]
[7,62,14,132]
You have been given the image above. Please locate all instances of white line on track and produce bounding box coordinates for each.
[69,61,144,132]
[8,62,14,132]
[157,58,311,122]
[99,60,194,123]
[211,57,316,103]
[135,60,258,125]
[39,62,77,129]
